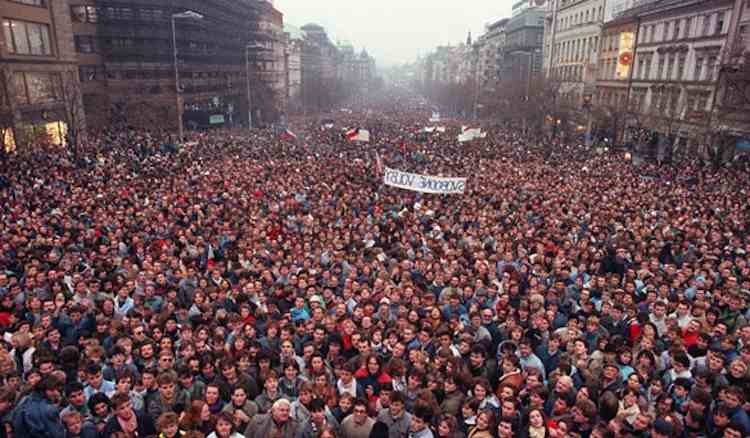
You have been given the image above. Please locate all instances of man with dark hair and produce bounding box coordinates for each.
[12,376,66,438]
[723,385,750,435]
[83,362,115,401]
[409,405,434,438]
[147,371,188,418]
[302,398,339,438]
[217,357,260,402]
[103,392,157,437]
[341,398,374,438]
[86,392,111,435]
[497,416,517,438]
[376,391,411,438]
[468,344,497,383]
[60,382,91,421]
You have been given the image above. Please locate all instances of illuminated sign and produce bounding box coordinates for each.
[616,32,635,79]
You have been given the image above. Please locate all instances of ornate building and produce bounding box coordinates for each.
[595,0,739,153]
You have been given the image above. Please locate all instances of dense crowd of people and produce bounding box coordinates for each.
[0,94,749,438]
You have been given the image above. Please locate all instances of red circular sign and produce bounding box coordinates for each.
[619,52,633,65]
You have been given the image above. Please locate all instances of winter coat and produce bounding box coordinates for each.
[12,392,65,438]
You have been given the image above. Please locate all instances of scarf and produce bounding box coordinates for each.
[529,425,546,438]
[118,413,138,436]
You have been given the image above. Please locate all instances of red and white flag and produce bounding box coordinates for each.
[280,129,298,141]
[346,128,370,143]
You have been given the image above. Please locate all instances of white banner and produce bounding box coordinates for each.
[458,128,484,142]
[384,167,466,194]
[429,112,441,122]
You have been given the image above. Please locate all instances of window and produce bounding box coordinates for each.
[79,65,106,82]
[676,55,686,80]
[697,92,709,110]
[715,12,725,34]
[665,22,672,40]
[707,55,717,80]
[668,90,679,115]
[703,14,711,36]
[657,56,665,79]
[74,35,98,53]
[636,58,644,79]
[673,20,681,40]
[694,56,704,80]
[644,55,652,80]
[139,9,165,21]
[71,6,98,23]
[12,72,60,105]
[9,0,45,5]
[2,19,52,56]
[109,38,135,49]
[685,17,693,38]
[685,93,698,111]
[666,54,674,80]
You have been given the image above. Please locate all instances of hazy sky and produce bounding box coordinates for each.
[274,0,515,67]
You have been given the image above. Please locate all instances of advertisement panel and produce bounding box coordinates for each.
[616,32,635,79]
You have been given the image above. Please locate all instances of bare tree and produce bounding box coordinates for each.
[54,71,86,154]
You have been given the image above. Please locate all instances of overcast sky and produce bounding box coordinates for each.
[274,0,515,67]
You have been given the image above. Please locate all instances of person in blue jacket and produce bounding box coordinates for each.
[12,375,66,438]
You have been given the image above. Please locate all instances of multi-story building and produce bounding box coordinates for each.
[1,0,82,149]
[545,0,606,104]
[595,0,737,153]
[456,33,475,84]
[502,3,545,85]
[424,45,463,84]
[300,23,339,111]
[68,0,262,131]
[251,1,287,122]
[284,24,303,114]
[336,41,377,86]
[714,0,750,150]
[475,18,509,89]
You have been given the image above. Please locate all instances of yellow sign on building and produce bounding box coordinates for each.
[616,32,635,80]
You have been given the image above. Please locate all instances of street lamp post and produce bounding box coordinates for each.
[171,10,203,142]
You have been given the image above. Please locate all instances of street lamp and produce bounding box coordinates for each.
[171,10,204,141]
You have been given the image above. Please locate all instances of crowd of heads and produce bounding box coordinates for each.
[0,94,749,438]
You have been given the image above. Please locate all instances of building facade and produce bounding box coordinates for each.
[595,0,737,152]
[545,0,606,104]
[300,23,339,111]
[336,42,376,87]
[252,1,287,122]
[1,0,82,149]
[284,24,303,114]
[502,4,545,84]
[67,0,262,131]
[475,19,509,88]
